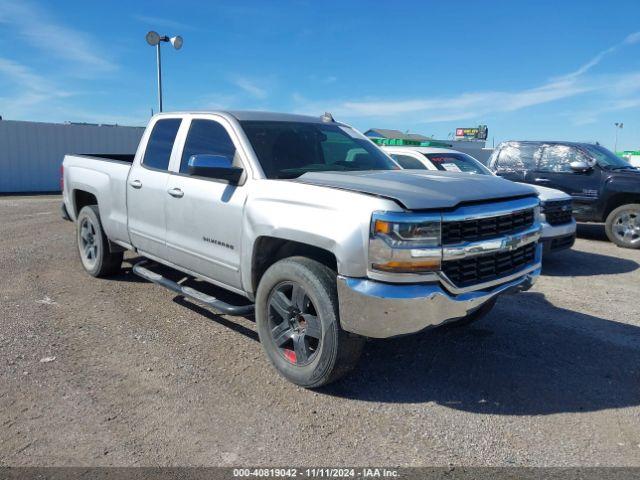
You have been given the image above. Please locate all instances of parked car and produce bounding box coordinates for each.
[488,141,640,249]
[61,111,542,387]
[384,146,576,254]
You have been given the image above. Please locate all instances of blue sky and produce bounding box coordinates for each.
[1,0,640,150]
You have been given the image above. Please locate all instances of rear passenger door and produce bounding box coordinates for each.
[164,116,248,290]
[127,117,182,258]
[493,143,540,183]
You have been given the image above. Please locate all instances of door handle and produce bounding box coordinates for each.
[129,179,142,189]
[534,178,550,183]
[167,187,184,198]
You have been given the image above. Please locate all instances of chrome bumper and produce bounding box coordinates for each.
[540,219,576,239]
[337,264,540,339]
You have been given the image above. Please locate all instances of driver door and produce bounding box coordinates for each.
[164,116,248,290]
[527,144,601,219]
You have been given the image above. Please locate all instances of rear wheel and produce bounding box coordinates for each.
[255,257,364,388]
[605,204,640,249]
[76,205,123,277]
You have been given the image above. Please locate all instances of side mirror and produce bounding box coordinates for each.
[187,154,243,183]
[569,161,592,173]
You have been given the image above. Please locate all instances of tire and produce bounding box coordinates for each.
[76,205,123,277]
[255,256,364,388]
[605,204,640,249]
[444,297,497,329]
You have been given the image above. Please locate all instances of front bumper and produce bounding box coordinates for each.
[540,219,576,253]
[540,219,576,240]
[337,262,540,339]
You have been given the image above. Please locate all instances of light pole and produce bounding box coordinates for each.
[614,122,623,152]
[146,31,183,113]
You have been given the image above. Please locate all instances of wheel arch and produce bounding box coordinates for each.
[603,193,640,221]
[250,236,338,295]
[73,189,98,217]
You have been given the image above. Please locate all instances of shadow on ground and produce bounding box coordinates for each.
[577,223,609,242]
[542,248,638,277]
[321,292,640,415]
[115,257,640,416]
[172,296,258,342]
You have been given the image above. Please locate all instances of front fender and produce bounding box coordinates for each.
[241,197,371,293]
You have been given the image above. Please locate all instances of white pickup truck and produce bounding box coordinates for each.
[62,111,542,387]
[383,146,577,254]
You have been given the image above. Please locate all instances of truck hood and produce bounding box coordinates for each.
[296,170,538,210]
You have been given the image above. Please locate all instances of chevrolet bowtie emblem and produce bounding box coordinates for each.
[503,235,520,250]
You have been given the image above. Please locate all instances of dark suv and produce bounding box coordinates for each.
[488,141,640,249]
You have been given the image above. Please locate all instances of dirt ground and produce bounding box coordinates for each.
[1,195,639,466]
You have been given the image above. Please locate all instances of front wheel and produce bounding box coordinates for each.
[605,204,640,249]
[255,257,364,388]
[76,205,123,277]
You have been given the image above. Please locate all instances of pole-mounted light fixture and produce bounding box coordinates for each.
[614,122,623,152]
[146,31,183,113]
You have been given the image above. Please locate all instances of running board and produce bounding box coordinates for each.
[132,261,255,316]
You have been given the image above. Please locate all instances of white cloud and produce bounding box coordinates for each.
[0,57,75,117]
[0,56,146,125]
[0,0,116,71]
[558,30,640,80]
[292,77,594,123]
[292,32,640,126]
[232,77,268,99]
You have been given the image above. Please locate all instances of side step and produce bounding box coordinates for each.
[132,261,255,316]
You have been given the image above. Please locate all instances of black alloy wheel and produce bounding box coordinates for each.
[267,282,322,365]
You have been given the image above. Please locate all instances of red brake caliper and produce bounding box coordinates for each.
[284,349,297,363]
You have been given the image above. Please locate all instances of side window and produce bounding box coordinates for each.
[538,145,587,173]
[180,120,237,173]
[142,118,182,170]
[495,144,538,173]
[391,154,427,170]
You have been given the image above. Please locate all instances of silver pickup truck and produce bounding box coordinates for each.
[62,111,542,387]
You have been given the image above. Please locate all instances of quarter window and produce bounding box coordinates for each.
[495,144,538,173]
[142,118,182,170]
[180,120,237,173]
[538,145,588,173]
[391,154,428,170]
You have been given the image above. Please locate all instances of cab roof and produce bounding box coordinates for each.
[155,110,345,125]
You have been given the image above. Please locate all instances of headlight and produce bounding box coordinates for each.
[369,212,442,273]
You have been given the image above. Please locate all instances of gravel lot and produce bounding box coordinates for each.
[1,195,639,467]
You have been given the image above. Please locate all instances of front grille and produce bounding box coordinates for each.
[442,208,534,245]
[442,243,536,288]
[543,200,573,226]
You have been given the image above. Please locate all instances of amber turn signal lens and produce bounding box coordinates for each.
[372,258,441,273]
[374,220,391,235]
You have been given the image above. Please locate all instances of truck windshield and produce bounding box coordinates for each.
[579,144,633,169]
[423,153,493,175]
[240,121,398,179]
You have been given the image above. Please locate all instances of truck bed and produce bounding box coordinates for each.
[62,153,133,246]
[71,153,135,163]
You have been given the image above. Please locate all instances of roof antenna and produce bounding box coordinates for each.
[321,112,334,123]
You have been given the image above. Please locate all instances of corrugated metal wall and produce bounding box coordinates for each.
[0,120,144,192]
